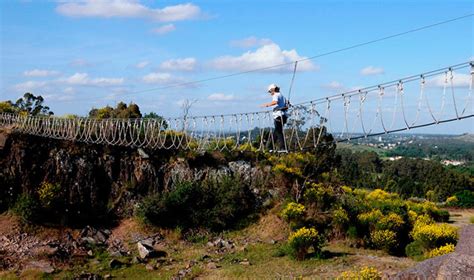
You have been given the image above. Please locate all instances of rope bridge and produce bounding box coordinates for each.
[0,62,472,152]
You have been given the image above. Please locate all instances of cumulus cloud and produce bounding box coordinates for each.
[429,73,472,88]
[159,57,197,71]
[322,81,345,91]
[207,93,235,101]
[230,36,273,48]
[135,61,150,69]
[152,24,176,35]
[56,0,201,22]
[210,43,317,72]
[360,66,384,76]
[13,81,48,92]
[142,72,184,85]
[23,69,60,77]
[62,73,124,87]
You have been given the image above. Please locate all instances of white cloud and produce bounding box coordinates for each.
[13,81,48,92]
[56,0,201,22]
[230,36,273,48]
[207,93,235,101]
[152,24,176,35]
[135,61,150,69]
[62,73,124,87]
[63,87,76,94]
[142,72,184,85]
[23,69,60,77]
[360,66,384,76]
[160,57,197,71]
[323,81,345,91]
[210,43,317,72]
[429,73,472,88]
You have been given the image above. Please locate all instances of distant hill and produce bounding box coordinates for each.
[455,133,474,143]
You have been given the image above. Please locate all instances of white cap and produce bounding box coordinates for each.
[267,83,278,92]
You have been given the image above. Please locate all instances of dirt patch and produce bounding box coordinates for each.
[447,208,474,227]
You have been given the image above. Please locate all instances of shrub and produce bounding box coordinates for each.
[358,209,383,226]
[370,229,398,253]
[332,207,349,227]
[411,223,458,249]
[453,190,474,208]
[12,194,40,223]
[338,266,382,280]
[405,240,425,259]
[281,202,305,221]
[288,227,323,260]
[37,182,61,207]
[445,196,458,206]
[367,189,397,201]
[425,243,455,258]
[136,176,257,231]
[376,212,404,231]
[470,216,474,224]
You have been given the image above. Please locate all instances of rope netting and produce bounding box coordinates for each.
[0,62,472,152]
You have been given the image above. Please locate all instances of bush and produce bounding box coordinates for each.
[411,223,458,249]
[136,176,257,231]
[445,195,458,206]
[337,266,382,280]
[37,182,61,207]
[370,229,398,253]
[425,243,455,258]
[375,212,404,231]
[12,194,40,223]
[281,202,305,221]
[452,190,474,208]
[287,227,324,260]
[470,216,474,224]
[405,240,425,259]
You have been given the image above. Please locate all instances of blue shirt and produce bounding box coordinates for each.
[272,92,287,119]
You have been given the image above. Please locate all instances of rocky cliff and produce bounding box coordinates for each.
[0,131,275,225]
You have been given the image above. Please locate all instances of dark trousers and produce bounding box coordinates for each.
[274,115,287,150]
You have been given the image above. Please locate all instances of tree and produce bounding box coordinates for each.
[89,102,142,119]
[0,101,17,113]
[13,93,53,116]
[144,112,168,129]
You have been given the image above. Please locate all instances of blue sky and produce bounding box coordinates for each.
[1,0,473,133]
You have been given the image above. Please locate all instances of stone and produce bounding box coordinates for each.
[109,259,123,269]
[23,260,55,274]
[137,242,153,259]
[207,262,219,269]
[145,263,155,271]
[137,148,149,159]
[240,261,251,266]
[104,274,112,279]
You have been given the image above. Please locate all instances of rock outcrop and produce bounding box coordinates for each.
[0,133,273,225]
[394,225,474,279]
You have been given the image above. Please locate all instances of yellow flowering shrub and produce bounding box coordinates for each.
[281,202,305,221]
[445,196,458,206]
[358,209,383,225]
[338,266,382,280]
[408,210,418,225]
[413,214,434,228]
[376,212,404,231]
[304,183,334,202]
[341,185,352,193]
[37,182,61,207]
[288,227,323,260]
[366,189,398,201]
[332,207,349,226]
[411,223,458,249]
[370,229,398,252]
[425,243,455,258]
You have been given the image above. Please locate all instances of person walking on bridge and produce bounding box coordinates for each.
[261,84,289,151]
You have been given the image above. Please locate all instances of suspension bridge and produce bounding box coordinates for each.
[0,61,472,152]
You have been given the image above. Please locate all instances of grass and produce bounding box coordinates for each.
[470,216,474,224]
